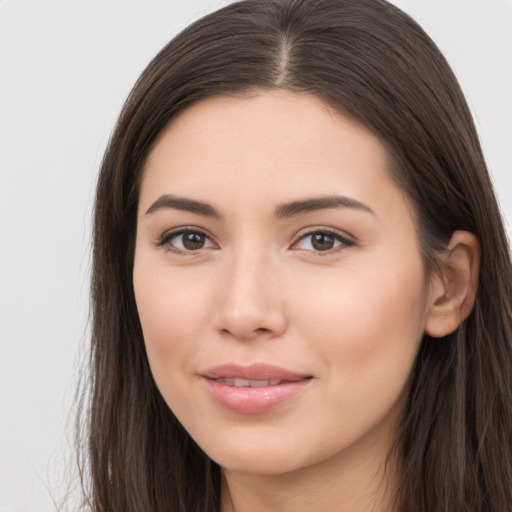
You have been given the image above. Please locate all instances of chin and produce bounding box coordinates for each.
[216,452,304,476]
[195,432,308,476]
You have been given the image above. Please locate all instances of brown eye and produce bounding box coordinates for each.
[293,229,354,253]
[159,229,216,253]
[311,233,335,251]
[182,232,206,250]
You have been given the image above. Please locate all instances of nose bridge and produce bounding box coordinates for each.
[214,240,286,340]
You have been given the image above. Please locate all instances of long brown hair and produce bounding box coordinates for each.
[78,0,512,510]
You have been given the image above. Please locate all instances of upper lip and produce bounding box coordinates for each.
[201,363,312,381]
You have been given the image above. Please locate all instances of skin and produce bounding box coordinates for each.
[133,90,477,512]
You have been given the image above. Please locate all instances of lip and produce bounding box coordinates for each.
[202,363,311,381]
[201,363,312,414]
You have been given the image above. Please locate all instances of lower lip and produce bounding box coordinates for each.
[204,378,311,414]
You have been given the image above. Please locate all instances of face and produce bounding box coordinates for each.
[133,91,431,477]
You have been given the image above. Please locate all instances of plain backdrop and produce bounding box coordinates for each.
[1,1,511,510]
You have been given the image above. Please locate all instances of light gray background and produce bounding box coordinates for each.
[1,1,511,510]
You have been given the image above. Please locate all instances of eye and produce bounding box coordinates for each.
[292,229,354,253]
[157,229,216,253]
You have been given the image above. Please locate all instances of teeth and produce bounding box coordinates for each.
[215,378,283,387]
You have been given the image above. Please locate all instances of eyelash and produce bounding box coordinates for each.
[156,228,217,255]
[292,228,355,254]
[156,227,355,255]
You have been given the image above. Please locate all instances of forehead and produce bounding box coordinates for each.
[139,90,402,217]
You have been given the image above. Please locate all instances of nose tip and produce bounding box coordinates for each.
[217,308,287,341]
[213,259,287,341]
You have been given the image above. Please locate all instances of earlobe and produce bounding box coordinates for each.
[424,231,480,338]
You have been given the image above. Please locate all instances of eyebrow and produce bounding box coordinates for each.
[145,194,374,219]
[274,196,374,218]
[145,195,223,219]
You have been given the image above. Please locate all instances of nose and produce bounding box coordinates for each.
[213,248,287,341]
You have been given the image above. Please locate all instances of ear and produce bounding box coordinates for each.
[424,230,480,338]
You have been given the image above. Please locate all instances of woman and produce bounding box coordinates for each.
[78,0,512,510]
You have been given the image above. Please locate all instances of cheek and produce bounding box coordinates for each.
[293,261,428,384]
[280,264,428,459]
[133,262,212,369]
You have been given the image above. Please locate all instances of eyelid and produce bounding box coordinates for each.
[154,225,355,255]
[290,227,355,253]
[155,226,218,254]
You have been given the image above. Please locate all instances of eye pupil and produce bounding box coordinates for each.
[312,233,334,251]
[183,232,205,250]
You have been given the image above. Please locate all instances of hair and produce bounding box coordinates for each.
[77,0,512,510]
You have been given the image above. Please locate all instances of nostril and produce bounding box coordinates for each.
[214,300,288,340]
[220,326,270,337]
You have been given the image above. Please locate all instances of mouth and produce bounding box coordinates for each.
[212,378,287,387]
[201,363,313,414]
[202,362,312,382]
